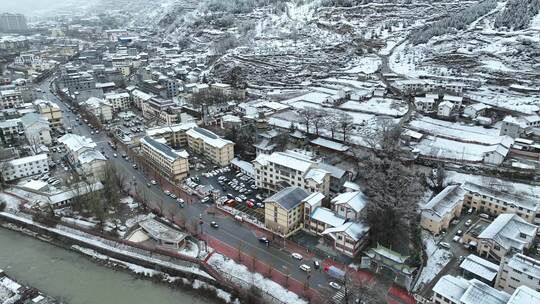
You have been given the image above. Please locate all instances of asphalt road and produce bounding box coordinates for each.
[38,78,337,295]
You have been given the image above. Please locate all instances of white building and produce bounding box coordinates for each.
[58,134,107,178]
[83,97,113,122]
[185,127,235,166]
[131,89,153,110]
[253,150,331,195]
[104,92,131,112]
[432,275,510,304]
[0,89,23,109]
[2,154,49,181]
[414,96,437,113]
[331,191,367,221]
[20,112,52,146]
[438,100,455,118]
[496,253,540,294]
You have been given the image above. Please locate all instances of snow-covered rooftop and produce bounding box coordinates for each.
[505,253,540,282]
[422,185,466,220]
[331,191,367,213]
[478,214,537,251]
[459,254,499,282]
[508,286,540,304]
[186,127,234,149]
[310,207,346,228]
[264,186,309,210]
[310,137,349,152]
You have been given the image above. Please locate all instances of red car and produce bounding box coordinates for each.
[247,201,255,208]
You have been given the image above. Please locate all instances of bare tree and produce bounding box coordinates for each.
[337,112,354,143]
[340,270,387,304]
[298,108,314,134]
[323,111,339,139]
[311,109,326,136]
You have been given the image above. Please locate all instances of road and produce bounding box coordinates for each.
[38,77,337,296]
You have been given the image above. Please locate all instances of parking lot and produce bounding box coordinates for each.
[186,159,266,222]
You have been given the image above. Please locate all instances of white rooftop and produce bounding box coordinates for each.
[331,191,367,213]
[310,207,346,228]
[507,286,540,304]
[478,213,537,251]
[459,254,499,282]
[186,127,234,149]
[8,153,47,166]
[422,185,466,220]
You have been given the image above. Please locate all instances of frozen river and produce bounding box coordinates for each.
[0,227,214,304]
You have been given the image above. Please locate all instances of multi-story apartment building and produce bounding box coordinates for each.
[496,253,540,294]
[142,97,181,125]
[421,185,466,235]
[186,127,235,166]
[2,154,49,182]
[253,150,331,195]
[331,191,368,221]
[104,92,131,112]
[20,113,52,146]
[0,13,27,32]
[463,214,537,261]
[0,118,24,144]
[145,123,197,148]
[61,72,96,93]
[58,134,107,179]
[0,89,23,109]
[264,186,310,237]
[82,97,113,123]
[462,182,540,225]
[131,89,153,110]
[432,275,540,304]
[34,99,63,129]
[140,136,189,183]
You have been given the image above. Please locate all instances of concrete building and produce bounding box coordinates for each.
[186,127,235,166]
[253,150,331,195]
[264,186,310,237]
[496,253,540,294]
[61,72,96,93]
[82,97,113,122]
[464,214,537,261]
[0,118,24,145]
[459,254,499,286]
[0,13,27,32]
[142,97,181,125]
[58,134,107,179]
[1,154,48,182]
[140,136,189,183]
[20,113,52,146]
[34,99,63,129]
[104,92,131,112]
[421,185,466,234]
[0,89,23,110]
[145,123,197,148]
[131,89,153,110]
[137,218,187,249]
[462,182,540,225]
[432,275,510,304]
[322,221,370,257]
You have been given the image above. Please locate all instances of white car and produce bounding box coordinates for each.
[164,190,171,196]
[150,180,157,185]
[291,253,303,260]
[299,264,311,272]
[329,282,341,290]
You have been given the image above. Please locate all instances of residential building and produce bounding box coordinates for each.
[462,182,540,225]
[459,254,499,286]
[82,97,113,122]
[318,162,349,193]
[34,99,63,129]
[483,137,514,166]
[264,187,310,237]
[58,134,107,178]
[140,136,189,183]
[142,97,181,125]
[186,127,235,166]
[496,253,540,294]
[438,100,455,118]
[414,95,438,113]
[131,89,153,110]
[463,214,537,261]
[20,113,52,146]
[145,123,197,148]
[464,103,491,119]
[1,154,48,182]
[105,92,131,112]
[432,275,510,304]
[61,71,96,93]
[331,191,367,221]
[322,221,370,257]
[0,13,28,32]
[253,150,331,195]
[421,185,466,234]
[0,118,24,144]
[0,89,23,109]
[507,286,540,304]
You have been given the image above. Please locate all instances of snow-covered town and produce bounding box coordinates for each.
[0,0,540,303]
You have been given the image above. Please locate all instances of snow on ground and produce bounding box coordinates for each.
[339,98,407,117]
[342,55,382,74]
[61,217,97,229]
[465,88,540,115]
[413,232,452,292]
[125,213,154,228]
[178,240,199,258]
[408,116,505,145]
[412,136,489,162]
[445,171,540,199]
[120,196,139,209]
[0,193,21,211]
[208,253,308,304]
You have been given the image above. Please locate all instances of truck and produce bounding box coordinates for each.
[324,265,345,281]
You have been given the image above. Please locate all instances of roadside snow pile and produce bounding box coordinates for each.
[208,253,308,304]
[414,232,453,291]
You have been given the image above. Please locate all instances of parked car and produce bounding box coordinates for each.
[479,213,490,219]
[329,282,341,290]
[150,180,157,185]
[170,194,177,199]
[455,230,463,236]
[291,253,303,260]
[164,190,171,196]
[299,264,311,272]
[439,242,451,249]
[313,260,320,269]
[210,221,219,228]
[258,237,270,245]
[465,219,473,226]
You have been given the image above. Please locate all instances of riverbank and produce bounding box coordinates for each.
[0,268,58,304]
[0,212,238,304]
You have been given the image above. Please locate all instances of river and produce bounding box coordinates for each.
[0,227,214,304]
